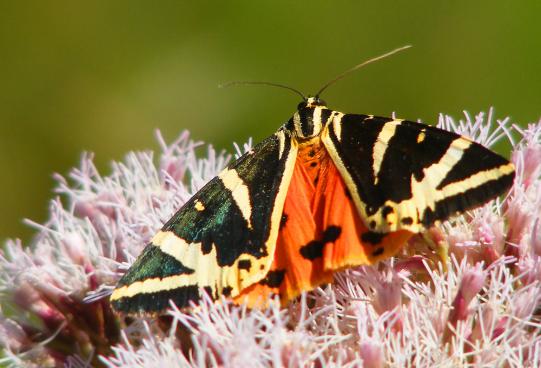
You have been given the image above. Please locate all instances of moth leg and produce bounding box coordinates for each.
[420,230,449,272]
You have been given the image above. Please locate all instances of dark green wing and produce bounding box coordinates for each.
[111,129,297,314]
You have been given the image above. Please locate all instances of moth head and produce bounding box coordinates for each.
[301,96,327,109]
[288,96,328,139]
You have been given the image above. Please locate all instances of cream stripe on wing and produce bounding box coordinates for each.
[368,136,493,232]
[403,161,514,225]
[418,136,472,189]
[219,168,253,229]
[437,162,515,199]
[312,107,322,135]
[331,112,344,142]
[111,275,200,300]
[111,231,270,301]
[293,112,302,135]
[276,130,286,159]
[373,120,402,184]
[404,136,472,222]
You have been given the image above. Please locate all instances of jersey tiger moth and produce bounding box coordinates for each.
[110,96,514,314]
[110,49,515,314]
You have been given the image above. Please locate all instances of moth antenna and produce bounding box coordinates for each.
[220,81,306,100]
[315,45,412,98]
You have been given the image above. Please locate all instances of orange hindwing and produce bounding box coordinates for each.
[234,138,414,307]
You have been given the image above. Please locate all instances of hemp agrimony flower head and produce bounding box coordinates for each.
[1,110,541,367]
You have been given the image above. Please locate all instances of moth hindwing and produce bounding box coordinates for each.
[111,97,515,314]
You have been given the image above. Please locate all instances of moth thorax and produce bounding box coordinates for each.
[291,107,325,139]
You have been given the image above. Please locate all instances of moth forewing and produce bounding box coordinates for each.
[111,131,297,314]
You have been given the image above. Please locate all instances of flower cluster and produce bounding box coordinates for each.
[1,109,540,367]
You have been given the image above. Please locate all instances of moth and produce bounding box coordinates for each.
[110,50,515,315]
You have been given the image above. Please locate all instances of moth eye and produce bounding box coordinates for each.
[316,98,327,106]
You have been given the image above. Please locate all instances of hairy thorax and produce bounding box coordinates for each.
[297,137,331,187]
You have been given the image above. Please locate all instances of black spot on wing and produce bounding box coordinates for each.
[382,206,394,217]
[300,240,325,260]
[201,237,213,255]
[401,217,413,225]
[111,285,200,314]
[203,286,214,298]
[162,133,292,267]
[222,286,232,297]
[260,270,286,288]
[361,231,386,245]
[116,243,194,288]
[322,226,342,242]
[300,226,342,260]
[238,259,252,271]
[280,213,288,229]
[436,140,511,190]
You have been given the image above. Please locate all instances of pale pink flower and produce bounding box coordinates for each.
[0,131,232,367]
[1,110,541,367]
[444,263,486,342]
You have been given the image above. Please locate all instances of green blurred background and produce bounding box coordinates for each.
[0,1,539,243]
